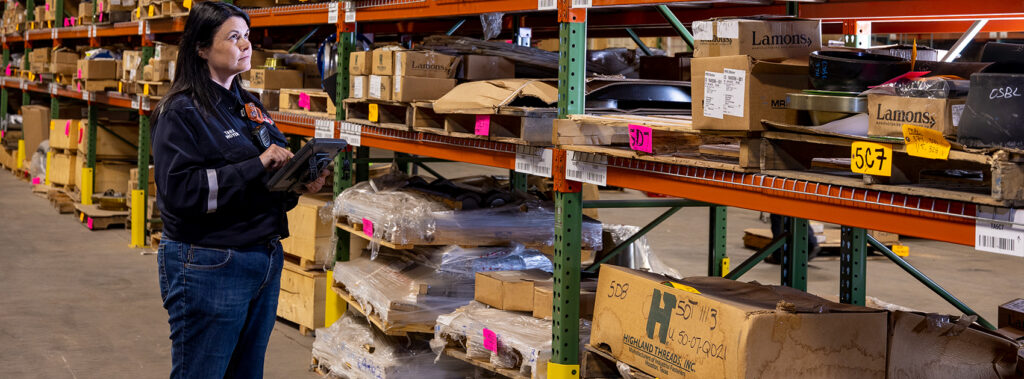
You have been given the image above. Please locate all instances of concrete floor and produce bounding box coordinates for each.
[2,159,1023,378]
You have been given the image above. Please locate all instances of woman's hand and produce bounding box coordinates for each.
[259,144,293,171]
[297,169,331,194]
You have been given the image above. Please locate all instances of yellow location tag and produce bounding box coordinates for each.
[850,141,892,177]
[28,72,35,81]
[668,282,701,294]
[721,257,730,277]
[892,245,910,257]
[183,0,192,10]
[50,120,55,130]
[368,103,379,122]
[902,124,950,160]
[80,212,85,222]
[118,81,123,93]
[148,5,155,17]
[144,83,150,96]
[546,362,580,379]
[135,7,140,18]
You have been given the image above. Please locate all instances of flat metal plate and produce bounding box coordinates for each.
[787,92,867,113]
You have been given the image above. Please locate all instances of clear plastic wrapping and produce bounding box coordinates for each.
[479,12,504,41]
[312,313,475,379]
[603,224,681,279]
[863,76,970,99]
[431,301,592,379]
[332,245,552,332]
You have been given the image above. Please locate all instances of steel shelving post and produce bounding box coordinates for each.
[130,43,155,247]
[708,205,728,276]
[839,226,867,305]
[550,2,587,378]
[781,217,809,290]
[82,104,96,205]
[326,17,356,328]
[2,47,9,135]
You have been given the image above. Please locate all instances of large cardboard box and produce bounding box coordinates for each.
[867,94,965,138]
[368,75,392,101]
[349,75,367,99]
[51,51,80,75]
[20,105,50,158]
[75,154,134,194]
[1000,298,1024,330]
[590,265,888,378]
[248,69,302,90]
[693,18,821,61]
[371,47,401,76]
[393,50,459,79]
[78,122,138,159]
[50,153,77,186]
[49,119,80,150]
[122,50,143,82]
[391,76,456,102]
[474,270,551,312]
[280,194,335,266]
[277,260,326,332]
[349,51,371,76]
[887,311,1021,378]
[691,55,808,131]
[154,43,178,61]
[76,59,118,80]
[28,48,50,69]
[459,55,515,81]
[532,279,598,320]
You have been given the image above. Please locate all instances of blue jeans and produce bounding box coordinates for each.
[158,237,283,379]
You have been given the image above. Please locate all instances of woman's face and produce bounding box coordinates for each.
[201,16,251,80]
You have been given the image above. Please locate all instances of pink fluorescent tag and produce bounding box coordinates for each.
[297,92,310,110]
[628,124,653,153]
[32,177,40,185]
[76,82,81,91]
[64,120,71,136]
[63,18,69,27]
[77,69,82,79]
[362,218,373,236]
[474,115,490,136]
[45,3,49,11]
[78,125,83,143]
[87,217,94,229]
[5,66,11,76]
[482,328,497,352]
[98,13,103,22]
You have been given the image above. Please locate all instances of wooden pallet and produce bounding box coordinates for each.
[337,221,422,250]
[760,126,1024,206]
[136,80,169,98]
[582,345,655,379]
[280,88,336,118]
[443,348,529,379]
[47,188,75,214]
[442,106,557,145]
[309,356,342,378]
[74,79,119,92]
[283,251,326,270]
[330,284,434,337]
[410,101,447,136]
[343,99,412,131]
[73,203,129,230]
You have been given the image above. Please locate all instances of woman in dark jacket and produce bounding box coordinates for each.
[150,2,327,377]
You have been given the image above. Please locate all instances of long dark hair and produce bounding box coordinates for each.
[153,1,255,119]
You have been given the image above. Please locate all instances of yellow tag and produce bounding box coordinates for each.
[183,0,192,10]
[148,5,155,17]
[892,245,910,257]
[28,72,35,81]
[80,212,85,222]
[902,124,950,160]
[118,81,123,93]
[850,141,892,177]
[721,257,730,277]
[135,7,140,18]
[368,103,379,122]
[668,282,701,294]
[50,120,55,130]
[144,83,150,95]
[546,362,580,379]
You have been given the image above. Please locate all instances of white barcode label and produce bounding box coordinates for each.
[327,2,339,24]
[514,147,552,178]
[717,20,739,39]
[537,0,556,10]
[82,90,90,101]
[131,96,140,109]
[571,0,592,7]
[693,21,714,41]
[703,71,725,119]
[49,83,58,95]
[952,104,965,127]
[343,1,355,23]
[315,119,335,138]
[339,122,361,146]
[89,25,97,38]
[138,20,144,35]
[975,206,1024,257]
[20,81,27,90]
[141,97,151,111]
[566,150,607,186]
[352,76,364,98]
[52,29,58,39]
[369,75,382,99]
[145,21,151,35]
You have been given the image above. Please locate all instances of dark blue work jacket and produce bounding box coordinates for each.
[151,81,298,248]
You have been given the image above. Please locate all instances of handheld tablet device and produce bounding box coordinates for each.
[266,138,347,192]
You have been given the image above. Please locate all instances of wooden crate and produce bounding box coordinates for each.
[443,107,556,145]
[49,153,77,186]
[276,259,326,336]
[343,99,411,131]
[410,101,446,135]
[279,88,336,117]
[331,283,434,336]
[281,193,334,270]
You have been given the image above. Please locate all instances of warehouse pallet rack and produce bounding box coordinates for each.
[5,1,1024,377]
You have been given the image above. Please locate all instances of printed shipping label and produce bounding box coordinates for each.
[976,206,1024,257]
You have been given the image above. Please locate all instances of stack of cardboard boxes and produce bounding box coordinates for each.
[276,193,335,334]
[690,18,821,133]
[349,47,459,102]
[74,119,138,196]
[134,43,178,97]
[2,1,25,35]
[75,57,119,91]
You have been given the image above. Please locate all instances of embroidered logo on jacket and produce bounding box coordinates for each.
[224,129,241,139]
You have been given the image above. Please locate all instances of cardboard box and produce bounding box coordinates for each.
[49,119,80,150]
[693,18,821,60]
[367,75,392,101]
[391,76,456,103]
[20,105,50,158]
[474,270,552,312]
[888,311,1021,378]
[371,47,401,76]
[281,194,335,265]
[1000,298,1024,330]
[691,55,808,131]
[248,69,302,90]
[532,279,598,320]
[459,55,515,81]
[154,43,178,61]
[122,50,143,82]
[76,59,118,80]
[78,2,94,24]
[277,260,327,335]
[75,154,133,194]
[867,94,965,138]
[349,51,371,76]
[349,75,366,99]
[590,265,888,378]
[50,153,77,186]
[28,48,50,69]
[129,166,157,194]
[52,51,79,66]
[393,50,459,79]
[143,58,172,82]
[78,122,138,159]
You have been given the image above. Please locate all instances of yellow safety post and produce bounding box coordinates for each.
[324,270,346,327]
[44,150,52,185]
[547,362,580,379]
[81,168,94,205]
[130,189,146,247]
[15,139,24,169]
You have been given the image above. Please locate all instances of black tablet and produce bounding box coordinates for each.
[266,138,348,192]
